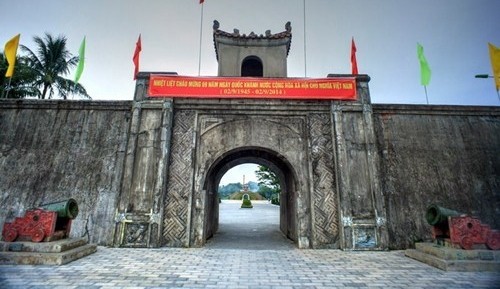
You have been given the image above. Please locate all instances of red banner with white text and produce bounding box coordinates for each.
[148,75,356,100]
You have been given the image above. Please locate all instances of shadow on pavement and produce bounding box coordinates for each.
[205,200,295,250]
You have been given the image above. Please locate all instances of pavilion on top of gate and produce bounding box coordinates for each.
[212,20,292,78]
[144,20,358,101]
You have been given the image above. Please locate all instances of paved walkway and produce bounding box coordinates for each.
[1,201,499,289]
[205,200,294,250]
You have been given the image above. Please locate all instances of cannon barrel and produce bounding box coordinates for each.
[425,204,462,226]
[39,198,79,219]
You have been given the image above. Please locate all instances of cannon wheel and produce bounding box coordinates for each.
[460,236,473,250]
[2,228,18,242]
[31,228,45,243]
[486,231,500,250]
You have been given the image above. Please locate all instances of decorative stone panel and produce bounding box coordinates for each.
[162,110,196,247]
[308,113,339,248]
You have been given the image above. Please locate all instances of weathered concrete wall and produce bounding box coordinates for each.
[373,105,500,249]
[0,99,132,246]
[330,77,389,250]
[1,95,498,251]
[114,99,173,248]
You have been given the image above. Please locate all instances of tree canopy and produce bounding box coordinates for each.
[255,165,281,202]
[1,33,89,99]
[255,166,280,191]
[0,53,39,98]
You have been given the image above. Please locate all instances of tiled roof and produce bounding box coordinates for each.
[213,20,292,60]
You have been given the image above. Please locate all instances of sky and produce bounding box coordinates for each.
[219,163,259,186]
[2,0,500,184]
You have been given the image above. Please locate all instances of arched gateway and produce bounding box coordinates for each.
[203,147,298,245]
[112,21,388,250]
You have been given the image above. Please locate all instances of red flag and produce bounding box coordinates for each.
[351,38,358,75]
[133,34,142,80]
[199,0,204,3]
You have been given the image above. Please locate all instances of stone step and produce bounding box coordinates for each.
[0,237,88,253]
[405,242,500,272]
[0,243,97,265]
[414,242,500,261]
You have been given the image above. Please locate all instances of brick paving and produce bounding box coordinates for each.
[1,201,499,288]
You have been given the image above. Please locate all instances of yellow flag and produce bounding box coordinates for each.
[489,43,500,91]
[4,34,21,77]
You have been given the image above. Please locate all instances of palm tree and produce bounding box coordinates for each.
[0,53,40,98]
[21,33,89,99]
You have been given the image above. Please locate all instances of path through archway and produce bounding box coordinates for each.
[206,200,294,250]
[203,147,298,248]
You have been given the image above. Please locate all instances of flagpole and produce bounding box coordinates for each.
[3,78,12,99]
[424,85,429,105]
[303,0,307,77]
[1,79,6,98]
[198,2,204,76]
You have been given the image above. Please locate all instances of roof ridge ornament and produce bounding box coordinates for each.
[212,20,293,61]
[213,20,292,38]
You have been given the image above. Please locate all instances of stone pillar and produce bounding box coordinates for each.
[113,74,174,247]
[331,74,388,250]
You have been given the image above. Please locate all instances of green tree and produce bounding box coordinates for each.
[217,182,243,199]
[255,166,281,201]
[20,33,89,99]
[257,184,275,200]
[1,53,39,98]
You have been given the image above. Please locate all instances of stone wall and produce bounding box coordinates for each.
[0,99,132,245]
[1,98,499,250]
[373,105,500,249]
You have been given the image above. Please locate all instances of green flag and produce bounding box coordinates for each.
[417,43,431,86]
[74,36,85,84]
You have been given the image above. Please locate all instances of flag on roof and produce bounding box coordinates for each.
[417,43,431,86]
[74,36,86,84]
[133,34,142,80]
[4,34,21,77]
[351,38,358,75]
[488,43,500,91]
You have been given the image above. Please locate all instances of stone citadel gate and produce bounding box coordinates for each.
[111,22,388,249]
[113,78,387,250]
[1,22,498,250]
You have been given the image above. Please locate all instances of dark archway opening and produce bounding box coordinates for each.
[241,56,263,77]
[202,147,297,247]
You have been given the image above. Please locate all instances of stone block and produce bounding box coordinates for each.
[0,237,96,265]
[405,242,500,271]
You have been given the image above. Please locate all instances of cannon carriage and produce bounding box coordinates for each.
[426,204,499,250]
[2,199,79,243]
